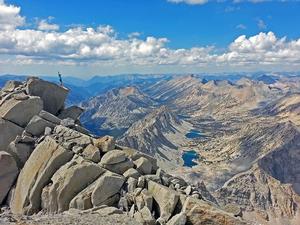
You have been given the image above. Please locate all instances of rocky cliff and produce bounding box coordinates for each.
[80,86,156,136]
[0,78,246,225]
[118,106,191,169]
[216,165,300,225]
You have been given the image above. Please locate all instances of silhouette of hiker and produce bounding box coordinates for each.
[58,72,63,86]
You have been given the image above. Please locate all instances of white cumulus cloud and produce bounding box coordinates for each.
[218,32,300,66]
[38,19,59,31]
[0,1,300,73]
[0,0,25,30]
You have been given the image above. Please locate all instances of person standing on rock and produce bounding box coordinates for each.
[58,72,63,86]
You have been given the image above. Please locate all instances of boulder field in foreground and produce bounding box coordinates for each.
[0,78,246,225]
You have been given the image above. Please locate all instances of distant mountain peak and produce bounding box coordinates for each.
[117,106,187,162]
[80,86,155,134]
[118,86,139,96]
[124,106,181,134]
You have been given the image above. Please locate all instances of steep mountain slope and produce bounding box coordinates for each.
[144,75,201,103]
[80,87,156,136]
[215,123,300,224]
[118,106,192,169]
[260,93,300,125]
[199,78,283,116]
[216,165,300,225]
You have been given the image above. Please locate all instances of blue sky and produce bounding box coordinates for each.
[0,0,300,77]
[9,0,300,48]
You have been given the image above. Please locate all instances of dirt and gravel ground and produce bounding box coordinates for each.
[0,208,140,225]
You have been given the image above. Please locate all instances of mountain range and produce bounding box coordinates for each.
[1,72,300,224]
[77,73,300,225]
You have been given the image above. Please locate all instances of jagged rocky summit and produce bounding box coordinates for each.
[0,77,247,225]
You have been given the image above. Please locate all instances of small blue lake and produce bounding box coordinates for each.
[177,114,191,119]
[185,129,203,139]
[182,150,199,167]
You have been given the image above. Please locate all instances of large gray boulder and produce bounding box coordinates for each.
[134,157,153,175]
[53,125,92,152]
[122,147,158,172]
[91,171,125,207]
[10,137,74,215]
[0,152,19,205]
[0,96,43,127]
[25,115,56,137]
[26,78,68,115]
[69,170,124,210]
[182,197,245,225]
[94,136,115,153]
[147,180,179,221]
[69,181,96,210]
[39,110,61,125]
[100,150,127,165]
[82,144,101,163]
[104,159,134,175]
[166,213,186,225]
[123,168,141,179]
[0,118,24,151]
[47,156,104,213]
[100,150,134,174]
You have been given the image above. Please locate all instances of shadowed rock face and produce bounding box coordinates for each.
[26,77,69,115]
[0,118,24,150]
[216,165,300,225]
[0,151,18,205]
[258,135,300,195]
[118,106,182,155]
